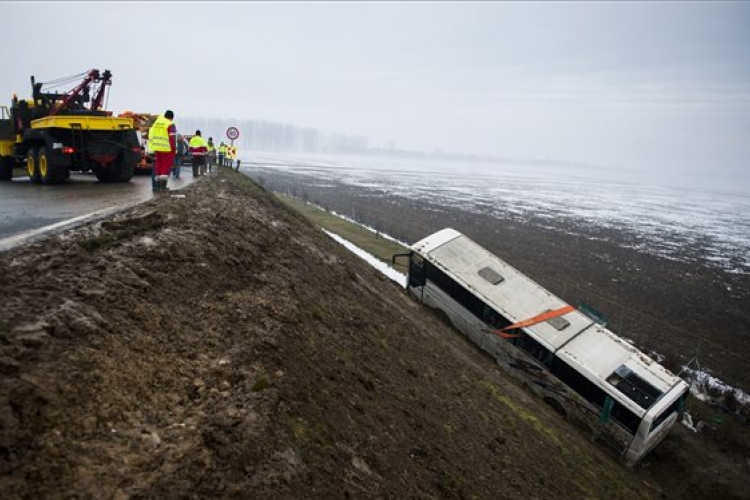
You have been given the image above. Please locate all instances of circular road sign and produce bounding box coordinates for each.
[226,127,240,140]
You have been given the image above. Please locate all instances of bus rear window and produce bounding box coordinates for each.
[650,396,684,433]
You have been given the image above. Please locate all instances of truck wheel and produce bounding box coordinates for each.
[26,149,41,183]
[39,147,66,185]
[96,151,134,183]
[114,150,135,182]
[0,156,13,181]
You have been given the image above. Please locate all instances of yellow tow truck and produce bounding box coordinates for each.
[0,69,140,184]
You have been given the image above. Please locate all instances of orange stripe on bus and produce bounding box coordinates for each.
[493,305,575,338]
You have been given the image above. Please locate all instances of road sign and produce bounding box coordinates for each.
[226,127,240,141]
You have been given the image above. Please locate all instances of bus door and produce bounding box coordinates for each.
[408,254,426,288]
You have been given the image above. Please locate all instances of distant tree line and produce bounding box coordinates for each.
[177,117,368,154]
[178,115,495,161]
[177,116,597,169]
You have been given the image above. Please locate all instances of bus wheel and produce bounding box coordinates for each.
[26,149,41,183]
[0,156,12,181]
[39,147,66,185]
[543,397,568,419]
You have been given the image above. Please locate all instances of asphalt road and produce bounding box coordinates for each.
[0,170,198,246]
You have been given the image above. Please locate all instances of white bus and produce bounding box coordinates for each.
[395,228,688,466]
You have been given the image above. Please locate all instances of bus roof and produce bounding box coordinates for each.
[411,228,684,409]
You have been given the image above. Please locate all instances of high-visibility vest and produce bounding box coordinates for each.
[189,135,208,155]
[219,145,227,155]
[207,143,215,152]
[148,116,173,153]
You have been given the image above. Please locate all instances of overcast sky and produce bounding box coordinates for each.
[2,2,749,180]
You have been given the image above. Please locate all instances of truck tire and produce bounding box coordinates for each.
[39,147,66,185]
[0,156,12,181]
[95,151,134,183]
[114,150,135,182]
[26,149,41,184]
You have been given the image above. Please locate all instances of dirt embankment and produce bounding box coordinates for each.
[0,169,746,499]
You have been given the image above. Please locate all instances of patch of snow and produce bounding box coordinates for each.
[322,229,407,288]
[681,366,750,411]
[681,412,702,432]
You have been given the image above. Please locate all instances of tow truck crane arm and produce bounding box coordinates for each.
[33,69,113,116]
[90,70,112,112]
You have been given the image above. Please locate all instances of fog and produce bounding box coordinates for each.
[1,2,749,183]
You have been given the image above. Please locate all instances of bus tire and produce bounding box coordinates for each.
[26,149,41,183]
[39,147,66,185]
[0,156,12,181]
[543,396,568,419]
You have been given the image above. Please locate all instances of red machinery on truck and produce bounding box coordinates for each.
[0,69,140,184]
[118,111,156,174]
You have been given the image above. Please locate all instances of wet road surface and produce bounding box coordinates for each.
[0,171,198,242]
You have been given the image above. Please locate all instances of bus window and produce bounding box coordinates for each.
[610,401,640,434]
[550,358,607,408]
[482,304,510,330]
[425,261,487,320]
[516,334,553,367]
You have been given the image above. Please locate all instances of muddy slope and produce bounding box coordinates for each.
[0,170,669,499]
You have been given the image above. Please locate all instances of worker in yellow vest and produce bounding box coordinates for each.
[218,142,227,168]
[206,137,216,173]
[188,130,208,177]
[147,110,176,192]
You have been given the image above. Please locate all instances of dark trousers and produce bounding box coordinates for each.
[192,156,206,176]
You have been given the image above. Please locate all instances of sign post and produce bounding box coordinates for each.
[226,126,239,145]
[226,127,240,168]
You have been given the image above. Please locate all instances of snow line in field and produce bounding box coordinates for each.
[290,196,410,248]
[322,229,407,288]
[329,211,410,247]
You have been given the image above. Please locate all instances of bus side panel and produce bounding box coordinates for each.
[410,280,634,459]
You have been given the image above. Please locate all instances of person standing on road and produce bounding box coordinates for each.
[147,110,176,193]
[218,142,227,168]
[189,130,208,177]
[206,137,216,174]
[173,133,186,179]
